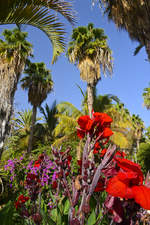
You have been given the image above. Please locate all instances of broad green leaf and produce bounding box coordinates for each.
[63,199,70,215]
[87,210,96,225]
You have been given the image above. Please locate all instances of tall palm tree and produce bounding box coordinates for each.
[143,84,150,109]
[67,23,113,117]
[97,0,150,60]
[0,0,75,63]
[0,28,32,159]
[21,61,53,153]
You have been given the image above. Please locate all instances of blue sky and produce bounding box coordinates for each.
[1,0,150,127]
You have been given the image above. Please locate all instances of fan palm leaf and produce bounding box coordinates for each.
[0,0,75,63]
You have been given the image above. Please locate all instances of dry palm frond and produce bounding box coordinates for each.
[78,57,100,84]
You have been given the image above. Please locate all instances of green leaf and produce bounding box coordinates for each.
[63,199,70,215]
[87,210,96,225]
[50,208,57,222]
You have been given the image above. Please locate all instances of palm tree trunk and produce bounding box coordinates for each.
[87,83,94,118]
[0,53,25,159]
[28,105,37,153]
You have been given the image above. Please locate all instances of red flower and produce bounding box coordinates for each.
[106,159,150,209]
[34,160,41,168]
[93,142,101,154]
[100,148,107,157]
[77,112,113,145]
[132,185,150,210]
[101,127,113,139]
[77,115,93,139]
[93,112,113,127]
[115,158,143,184]
[78,115,93,131]
[15,195,29,209]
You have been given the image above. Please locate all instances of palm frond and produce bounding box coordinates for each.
[57,102,83,118]
[0,0,76,63]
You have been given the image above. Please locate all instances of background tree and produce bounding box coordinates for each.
[21,61,53,153]
[67,23,113,117]
[0,28,32,159]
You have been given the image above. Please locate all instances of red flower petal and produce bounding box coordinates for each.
[77,115,93,131]
[100,148,107,157]
[106,176,134,199]
[101,127,113,138]
[132,185,150,210]
[93,112,113,126]
[115,158,143,184]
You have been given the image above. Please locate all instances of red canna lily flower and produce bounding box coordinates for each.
[101,127,113,139]
[115,158,143,184]
[106,158,150,210]
[93,112,113,127]
[132,185,150,210]
[77,115,93,131]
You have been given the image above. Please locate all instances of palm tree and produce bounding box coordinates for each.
[97,0,150,60]
[131,114,144,153]
[143,84,150,109]
[21,61,53,153]
[10,109,42,152]
[0,0,75,63]
[67,23,113,117]
[0,28,32,159]
[39,101,58,142]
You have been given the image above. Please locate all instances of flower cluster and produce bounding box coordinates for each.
[15,194,29,210]
[77,112,113,141]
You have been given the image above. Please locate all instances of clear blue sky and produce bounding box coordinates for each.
[1,0,150,127]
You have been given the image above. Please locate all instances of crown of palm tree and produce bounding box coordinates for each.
[0,28,32,61]
[21,61,53,106]
[67,23,113,84]
[0,0,76,63]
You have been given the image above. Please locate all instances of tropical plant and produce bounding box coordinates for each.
[137,142,150,174]
[67,23,113,117]
[39,101,58,142]
[131,114,144,151]
[0,0,75,63]
[0,28,32,159]
[97,0,150,60]
[21,61,53,153]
